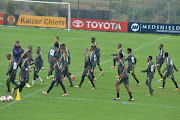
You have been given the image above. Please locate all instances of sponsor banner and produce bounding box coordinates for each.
[0,13,4,24]
[4,14,19,25]
[71,18,128,32]
[128,22,180,34]
[17,15,66,28]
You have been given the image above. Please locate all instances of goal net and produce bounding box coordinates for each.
[10,0,71,31]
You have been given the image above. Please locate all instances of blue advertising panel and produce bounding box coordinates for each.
[128,22,180,34]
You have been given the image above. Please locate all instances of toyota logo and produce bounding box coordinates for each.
[73,20,84,28]
[131,23,139,32]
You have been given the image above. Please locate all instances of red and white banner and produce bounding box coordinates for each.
[0,13,4,24]
[71,18,128,32]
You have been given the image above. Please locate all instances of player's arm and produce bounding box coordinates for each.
[134,57,137,65]
[141,63,150,72]
[124,55,130,61]
[48,50,50,62]
[163,60,170,73]
[111,54,118,56]
[20,46,24,54]
[12,47,19,56]
[62,54,68,68]
[22,61,31,72]
[18,51,26,65]
[173,63,178,72]
[157,50,163,64]
[121,64,126,78]
[6,60,13,75]
[40,53,44,69]
[84,55,88,68]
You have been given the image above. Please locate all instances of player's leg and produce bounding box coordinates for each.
[158,64,163,80]
[75,71,86,88]
[113,78,121,100]
[43,78,56,94]
[65,68,73,87]
[91,67,96,81]
[6,77,11,92]
[47,63,54,79]
[170,74,179,91]
[130,68,140,85]
[87,70,96,89]
[97,54,103,76]
[11,76,18,86]
[58,78,68,96]
[111,58,116,68]
[25,72,31,88]
[125,84,134,101]
[159,74,167,89]
[146,78,153,95]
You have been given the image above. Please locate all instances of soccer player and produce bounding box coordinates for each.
[141,56,155,96]
[60,47,74,87]
[111,44,124,77]
[54,37,61,60]
[159,52,179,91]
[47,43,59,79]
[13,40,24,64]
[17,45,34,88]
[75,49,96,89]
[90,46,96,81]
[61,44,75,81]
[42,56,68,96]
[125,48,141,86]
[31,47,44,86]
[156,44,165,81]
[12,54,33,94]
[6,54,18,93]
[113,53,134,101]
[91,37,103,76]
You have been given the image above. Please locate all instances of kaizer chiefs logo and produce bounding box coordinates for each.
[7,15,15,24]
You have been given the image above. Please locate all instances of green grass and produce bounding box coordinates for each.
[0,26,180,120]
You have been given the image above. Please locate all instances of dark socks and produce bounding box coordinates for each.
[158,71,163,78]
[47,81,55,93]
[132,74,139,84]
[88,76,95,87]
[172,78,178,88]
[129,92,132,99]
[117,93,119,98]
[113,59,116,66]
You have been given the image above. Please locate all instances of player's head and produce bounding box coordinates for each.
[148,56,152,62]
[118,44,122,49]
[127,48,132,54]
[60,48,65,53]
[84,48,88,55]
[55,37,59,42]
[53,56,58,62]
[61,44,66,49]
[90,46,94,51]
[6,54,12,60]
[54,42,59,48]
[37,47,40,52]
[159,44,163,50]
[27,53,32,59]
[28,45,32,52]
[91,37,95,43]
[165,52,168,57]
[15,40,20,47]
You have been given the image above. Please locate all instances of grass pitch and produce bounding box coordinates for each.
[0,26,180,120]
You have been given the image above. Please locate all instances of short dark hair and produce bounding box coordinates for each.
[61,44,65,47]
[28,45,32,49]
[160,44,163,47]
[37,47,40,49]
[165,52,168,57]
[54,42,59,48]
[15,40,19,43]
[91,46,94,48]
[119,44,122,47]
[56,37,59,39]
[127,48,132,53]
[6,54,11,57]
[149,56,152,60]
[91,37,95,41]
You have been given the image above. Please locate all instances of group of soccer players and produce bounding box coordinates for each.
[5,37,179,101]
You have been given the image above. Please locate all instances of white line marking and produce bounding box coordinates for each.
[0,87,48,110]
[31,96,180,109]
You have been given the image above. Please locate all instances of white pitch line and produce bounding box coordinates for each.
[31,96,180,109]
[0,87,48,110]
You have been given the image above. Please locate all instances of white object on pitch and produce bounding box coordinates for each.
[0,96,6,102]
[6,96,13,102]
